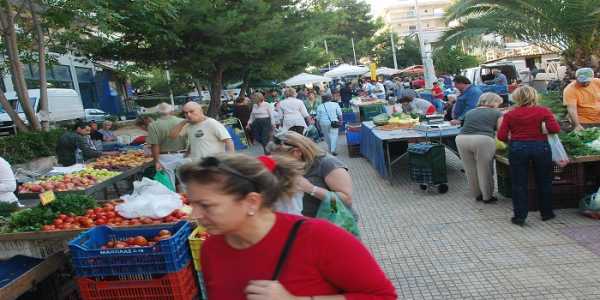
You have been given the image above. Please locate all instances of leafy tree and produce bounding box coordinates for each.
[433,46,479,74]
[396,37,422,68]
[442,0,600,79]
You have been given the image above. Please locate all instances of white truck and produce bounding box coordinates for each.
[0,88,85,135]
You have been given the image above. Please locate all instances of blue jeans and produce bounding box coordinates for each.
[509,141,554,220]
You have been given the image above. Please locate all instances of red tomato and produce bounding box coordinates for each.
[126,237,136,245]
[64,217,75,224]
[106,211,116,218]
[95,218,107,225]
[134,236,148,246]
[53,219,63,226]
[94,207,103,214]
[103,204,114,211]
[41,225,54,231]
[56,223,65,230]
[58,214,67,220]
[86,209,94,215]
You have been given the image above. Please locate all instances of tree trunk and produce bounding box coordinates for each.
[0,4,40,130]
[0,90,28,132]
[239,69,250,99]
[29,0,48,131]
[193,78,203,98]
[208,65,224,118]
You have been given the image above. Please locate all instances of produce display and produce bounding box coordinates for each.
[99,230,173,249]
[372,113,390,126]
[1,195,189,233]
[18,168,120,193]
[89,151,153,170]
[558,128,600,157]
[373,112,420,128]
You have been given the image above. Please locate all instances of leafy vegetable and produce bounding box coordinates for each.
[47,194,97,216]
[9,207,58,232]
[0,202,19,217]
[558,128,600,157]
[539,92,568,121]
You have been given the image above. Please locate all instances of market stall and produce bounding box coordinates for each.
[360,120,460,181]
[17,151,153,203]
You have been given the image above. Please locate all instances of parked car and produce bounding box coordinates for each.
[84,108,109,123]
[0,88,85,135]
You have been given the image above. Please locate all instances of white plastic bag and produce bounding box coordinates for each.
[548,134,569,167]
[116,177,183,219]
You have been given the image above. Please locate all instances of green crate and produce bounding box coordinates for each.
[359,104,386,122]
[408,143,447,185]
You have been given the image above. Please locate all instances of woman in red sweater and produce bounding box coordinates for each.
[180,153,397,300]
[497,86,561,226]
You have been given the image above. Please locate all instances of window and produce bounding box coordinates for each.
[409,25,417,32]
[24,64,74,89]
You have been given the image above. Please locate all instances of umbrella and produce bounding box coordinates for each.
[283,73,332,86]
[399,65,424,75]
[324,64,369,78]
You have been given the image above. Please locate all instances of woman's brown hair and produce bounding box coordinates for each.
[179,153,303,208]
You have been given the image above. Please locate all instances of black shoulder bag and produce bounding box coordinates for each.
[272,219,305,280]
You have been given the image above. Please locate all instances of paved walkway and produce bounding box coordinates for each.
[246,136,600,299]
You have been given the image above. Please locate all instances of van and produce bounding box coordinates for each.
[462,62,526,86]
[0,88,85,135]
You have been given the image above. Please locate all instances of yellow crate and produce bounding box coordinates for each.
[188,225,207,271]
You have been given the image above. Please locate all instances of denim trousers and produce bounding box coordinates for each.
[509,141,554,220]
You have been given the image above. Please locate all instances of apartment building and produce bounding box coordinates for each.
[380,0,451,38]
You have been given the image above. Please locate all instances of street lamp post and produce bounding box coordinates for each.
[415,0,436,89]
[390,31,398,69]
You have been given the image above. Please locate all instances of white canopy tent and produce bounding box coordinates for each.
[284,73,332,87]
[324,64,369,78]
[362,67,402,77]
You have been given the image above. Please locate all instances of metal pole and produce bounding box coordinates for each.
[351,37,358,65]
[390,32,398,69]
[324,40,331,69]
[415,0,435,89]
[165,69,175,107]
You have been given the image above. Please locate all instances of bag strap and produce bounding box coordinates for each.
[272,219,305,280]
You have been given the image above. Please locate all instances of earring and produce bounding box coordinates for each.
[248,211,255,216]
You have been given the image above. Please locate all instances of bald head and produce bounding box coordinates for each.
[182,101,205,123]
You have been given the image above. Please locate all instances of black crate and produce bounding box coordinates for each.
[348,144,361,158]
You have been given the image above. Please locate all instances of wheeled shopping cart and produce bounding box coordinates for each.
[407,137,448,194]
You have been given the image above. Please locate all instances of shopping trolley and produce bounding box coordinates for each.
[407,128,448,194]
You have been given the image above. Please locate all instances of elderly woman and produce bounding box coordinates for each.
[456,93,504,204]
[316,94,342,155]
[276,88,311,135]
[498,86,561,226]
[269,131,353,218]
[180,153,396,299]
[247,92,274,154]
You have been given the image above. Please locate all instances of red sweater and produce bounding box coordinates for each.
[497,106,560,142]
[201,213,397,300]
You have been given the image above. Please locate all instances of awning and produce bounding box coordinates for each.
[324,64,369,78]
[283,73,332,86]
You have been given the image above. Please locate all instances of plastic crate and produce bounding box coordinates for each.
[408,143,447,185]
[348,144,361,158]
[359,104,385,121]
[340,112,357,132]
[69,221,192,277]
[346,130,361,145]
[188,226,207,271]
[77,264,198,300]
[0,239,68,260]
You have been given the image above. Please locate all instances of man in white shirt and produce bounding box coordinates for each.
[277,88,311,134]
[170,102,234,162]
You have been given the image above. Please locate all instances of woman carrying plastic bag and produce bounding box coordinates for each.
[316,191,360,237]
[542,122,569,167]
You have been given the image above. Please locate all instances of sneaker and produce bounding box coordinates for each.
[476,195,483,202]
[331,152,338,156]
[511,217,525,226]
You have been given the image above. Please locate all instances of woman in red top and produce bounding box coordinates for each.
[180,153,397,300]
[497,86,561,226]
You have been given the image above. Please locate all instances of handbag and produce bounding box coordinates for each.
[272,219,305,280]
[322,103,340,128]
[316,192,359,237]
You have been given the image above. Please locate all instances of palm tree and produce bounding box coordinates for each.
[442,0,600,79]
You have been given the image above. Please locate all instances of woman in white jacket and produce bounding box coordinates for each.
[0,157,18,203]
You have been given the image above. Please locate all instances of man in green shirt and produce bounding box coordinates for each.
[147,103,187,187]
[56,121,102,166]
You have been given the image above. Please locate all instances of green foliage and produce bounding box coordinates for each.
[433,46,479,74]
[47,194,98,217]
[0,202,19,217]
[395,37,423,68]
[442,0,600,74]
[0,129,64,164]
[539,92,568,121]
[558,128,600,157]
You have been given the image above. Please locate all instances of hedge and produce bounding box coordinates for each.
[0,129,65,164]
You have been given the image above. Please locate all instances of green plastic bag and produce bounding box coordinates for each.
[154,170,175,192]
[316,192,360,237]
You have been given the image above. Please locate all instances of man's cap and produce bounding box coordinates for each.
[575,68,594,83]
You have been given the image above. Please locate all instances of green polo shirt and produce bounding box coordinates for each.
[147,115,187,152]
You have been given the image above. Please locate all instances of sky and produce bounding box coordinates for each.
[366,0,395,17]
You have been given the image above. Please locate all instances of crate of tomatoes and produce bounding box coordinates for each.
[68,220,192,277]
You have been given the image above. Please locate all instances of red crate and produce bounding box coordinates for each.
[77,264,198,300]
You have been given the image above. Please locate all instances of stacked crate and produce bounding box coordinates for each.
[68,221,197,300]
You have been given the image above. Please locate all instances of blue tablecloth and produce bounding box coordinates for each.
[226,125,247,151]
[360,121,460,178]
